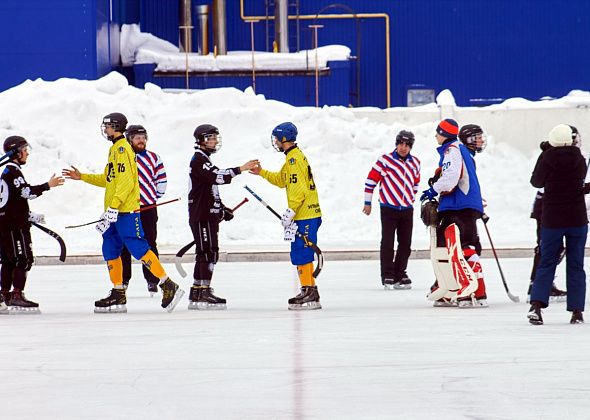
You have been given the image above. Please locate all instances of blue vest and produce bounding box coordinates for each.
[437,140,484,213]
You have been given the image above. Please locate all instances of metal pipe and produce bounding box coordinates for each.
[239,0,391,107]
[274,0,289,53]
[179,0,192,52]
[195,4,209,55]
[213,0,227,55]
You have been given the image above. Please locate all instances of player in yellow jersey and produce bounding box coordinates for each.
[62,112,184,313]
[250,122,322,310]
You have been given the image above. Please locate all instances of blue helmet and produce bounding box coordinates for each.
[272,122,298,143]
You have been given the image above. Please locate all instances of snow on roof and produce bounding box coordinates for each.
[121,24,351,72]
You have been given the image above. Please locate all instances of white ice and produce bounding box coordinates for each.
[1,258,588,420]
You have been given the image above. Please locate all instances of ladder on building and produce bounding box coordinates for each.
[264,0,301,52]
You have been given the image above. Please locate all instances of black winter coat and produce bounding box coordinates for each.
[530,146,588,228]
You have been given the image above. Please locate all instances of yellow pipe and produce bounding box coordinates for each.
[240,0,391,108]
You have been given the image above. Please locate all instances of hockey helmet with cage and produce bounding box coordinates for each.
[125,124,148,141]
[3,135,30,156]
[459,124,486,153]
[420,199,439,227]
[395,130,415,148]
[194,124,222,153]
[102,112,128,132]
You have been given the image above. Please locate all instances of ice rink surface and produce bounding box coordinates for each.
[2,258,589,420]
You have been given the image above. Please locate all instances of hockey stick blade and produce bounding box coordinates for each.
[175,240,195,278]
[31,222,67,262]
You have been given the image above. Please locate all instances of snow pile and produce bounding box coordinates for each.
[121,24,350,72]
[0,72,577,256]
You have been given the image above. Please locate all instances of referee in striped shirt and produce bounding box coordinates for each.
[121,125,167,295]
[363,130,421,289]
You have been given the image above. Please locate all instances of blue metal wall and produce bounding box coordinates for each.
[0,0,120,92]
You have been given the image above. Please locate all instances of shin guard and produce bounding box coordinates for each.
[107,257,123,287]
[140,250,167,282]
[444,223,478,300]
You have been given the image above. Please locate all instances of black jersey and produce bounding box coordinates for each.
[188,148,240,222]
[0,162,49,231]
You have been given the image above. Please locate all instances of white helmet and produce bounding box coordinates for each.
[548,124,574,147]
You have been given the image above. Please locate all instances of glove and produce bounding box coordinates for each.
[281,208,296,228]
[428,168,442,187]
[222,207,234,221]
[28,211,45,224]
[103,207,119,223]
[95,219,110,235]
[481,213,490,224]
[420,187,438,202]
[284,221,297,242]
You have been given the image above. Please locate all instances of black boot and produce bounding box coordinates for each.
[94,288,127,313]
[147,281,159,297]
[0,290,10,306]
[550,284,567,302]
[570,310,584,324]
[159,278,184,312]
[188,286,226,310]
[288,286,322,310]
[527,301,543,325]
[10,290,40,314]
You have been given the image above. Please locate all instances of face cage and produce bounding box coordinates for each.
[201,134,222,153]
[100,122,120,139]
[272,134,288,152]
[465,133,487,153]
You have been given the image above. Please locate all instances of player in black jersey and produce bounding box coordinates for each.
[0,136,64,313]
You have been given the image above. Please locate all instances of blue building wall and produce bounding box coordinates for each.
[1,0,589,108]
[0,0,120,92]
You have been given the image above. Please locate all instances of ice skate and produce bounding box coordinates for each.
[94,288,127,313]
[457,295,488,309]
[383,278,396,290]
[0,294,8,315]
[188,286,227,310]
[147,281,159,298]
[159,278,184,312]
[9,290,41,314]
[288,286,322,310]
[570,310,584,324]
[527,302,543,325]
[549,284,567,302]
[433,297,457,307]
[393,273,412,290]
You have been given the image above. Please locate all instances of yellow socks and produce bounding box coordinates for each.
[140,250,167,282]
[107,257,123,287]
[297,262,315,287]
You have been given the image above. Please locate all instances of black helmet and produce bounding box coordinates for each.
[395,130,415,147]
[570,125,581,148]
[194,124,221,153]
[3,135,29,156]
[102,112,127,132]
[459,124,486,153]
[125,124,148,141]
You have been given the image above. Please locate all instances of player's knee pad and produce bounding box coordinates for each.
[196,251,218,264]
[14,255,34,271]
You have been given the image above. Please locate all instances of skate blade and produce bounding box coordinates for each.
[457,301,489,309]
[8,306,41,314]
[383,284,395,290]
[94,304,127,314]
[433,301,457,308]
[188,301,227,311]
[288,301,322,311]
[163,288,185,313]
[549,296,567,303]
[149,292,156,298]
[393,284,412,290]
[527,314,543,325]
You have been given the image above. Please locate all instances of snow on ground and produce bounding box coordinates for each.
[1,259,588,420]
[0,72,561,258]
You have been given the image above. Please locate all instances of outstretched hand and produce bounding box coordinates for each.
[48,173,65,188]
[248,160,262,175]
[62,166,81,180]
[241,159,260,174]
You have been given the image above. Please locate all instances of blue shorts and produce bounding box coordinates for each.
[102,213,150,261]
[290,217,322,266]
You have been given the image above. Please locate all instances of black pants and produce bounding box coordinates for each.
[436,209,482,254]
[0,228,33,291]
[121,207,159,285]
[380,207,413,281]
[190,219,219,282]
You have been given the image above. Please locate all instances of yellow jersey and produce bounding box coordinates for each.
[260,146,322,220]
[80,136,140,212]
